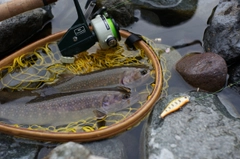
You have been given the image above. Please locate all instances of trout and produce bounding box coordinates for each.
[0,87,137,126]
[36,66,150,95]
[0,66,152,103]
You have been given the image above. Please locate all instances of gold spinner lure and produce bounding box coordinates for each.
[159,95,190,118]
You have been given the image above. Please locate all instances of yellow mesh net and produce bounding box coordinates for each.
[0,37,170,133]
[142,36,171,97]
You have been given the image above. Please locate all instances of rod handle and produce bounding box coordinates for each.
[0,0,58,21]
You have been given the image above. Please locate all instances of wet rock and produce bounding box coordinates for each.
[132,0,182,8]
[202,0,240,95]
[96,0,135,27]
[140,9,161,26]
[203,0,240,65]
[130,0,197,12]
[41,138,127,159]
[44,142,106,159]
[217,87,240,118]
[143,92,240,159]
[138,0,197,27]
[83,138,127,159]
[228,64,240,94]
[175,52,227,92]
[196,0,219,21]
[0,133,39,159]
[97,0,197,27]
[0,1,53,58]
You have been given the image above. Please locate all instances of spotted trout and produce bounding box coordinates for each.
[0,87,137,126]
[36,66,151,95]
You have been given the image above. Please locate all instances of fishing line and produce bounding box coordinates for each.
[143,35,240,103]
[159,80,240,119]
[191,78,240,101]
[159,76,240,118]
[141,36,240,117]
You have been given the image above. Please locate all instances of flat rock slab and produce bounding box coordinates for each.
[143,92,240,159]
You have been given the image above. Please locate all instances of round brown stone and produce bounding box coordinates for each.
[176,52,228,92]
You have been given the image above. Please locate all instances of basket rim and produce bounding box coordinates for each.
[0,30,163,142]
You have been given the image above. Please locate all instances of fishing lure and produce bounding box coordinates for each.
[159,95,190,118]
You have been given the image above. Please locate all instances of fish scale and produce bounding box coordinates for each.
[0,89,136,127]
[37,66,150,95]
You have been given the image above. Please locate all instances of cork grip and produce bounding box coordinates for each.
[0,0,57,21]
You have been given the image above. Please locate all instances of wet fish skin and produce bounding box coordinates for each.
[0,88,137,126]
[0,66,151,103]
[36,66,150,95]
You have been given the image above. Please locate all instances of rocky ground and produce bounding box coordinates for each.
[0,0,240,158]
[144,92,240,159]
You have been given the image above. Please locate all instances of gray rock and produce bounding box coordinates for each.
[97,0,197,27]
[136,0,197,27]
[15,137,127,159]
[217,87,240,118]
[228,64,240,94]
[176,52,228,92]
[0,133,39,159]
[83,138,127,159]
[143,92,240,159]
[202,0,240,95]
[44,142,107,159]
[0,2,53,58]
[140,9,161,26]
[203,0,240,65]
[132,0,182,8]
[96,0,135,27]
[42,138,128,159]
[130,0,195,10]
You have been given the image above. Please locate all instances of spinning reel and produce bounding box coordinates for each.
[58,0,121,63]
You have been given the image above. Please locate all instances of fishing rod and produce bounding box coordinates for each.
[0,0,122,64]
[0,0,58,22]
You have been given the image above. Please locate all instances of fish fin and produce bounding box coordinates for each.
[55,73,75,84]
[93,110,107,120]
[115,86,131,93]
[32,87,60,97]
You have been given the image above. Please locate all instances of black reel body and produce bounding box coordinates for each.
[58,0,120,63]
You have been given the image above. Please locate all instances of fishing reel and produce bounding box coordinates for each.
[58,0,121,63]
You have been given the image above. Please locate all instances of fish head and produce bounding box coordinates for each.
[101,91,134,113]
[121,68,150,86]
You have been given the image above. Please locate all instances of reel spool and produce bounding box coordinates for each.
[90,7,121,49]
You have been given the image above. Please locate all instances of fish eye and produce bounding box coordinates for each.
[122,93,130,99]
[140,69,148,75]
